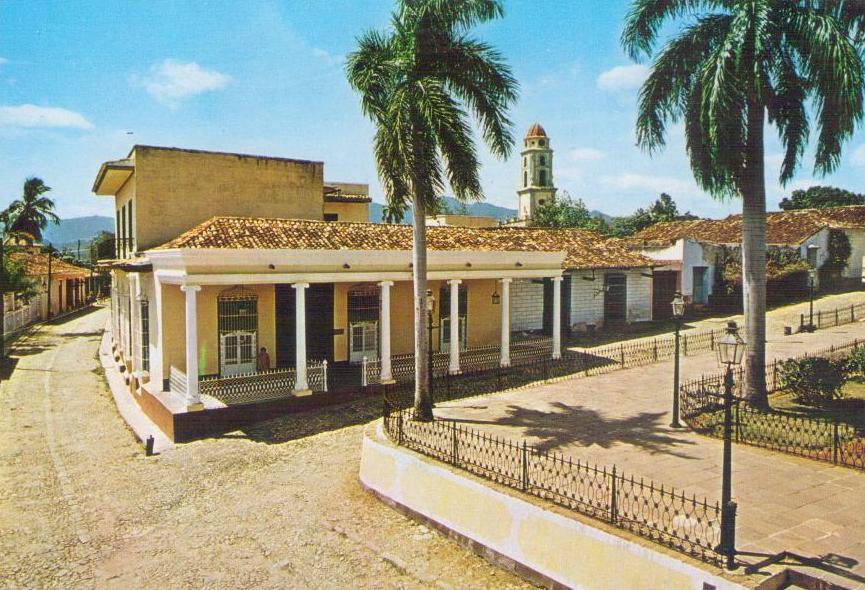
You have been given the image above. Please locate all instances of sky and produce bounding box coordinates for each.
[2,0,865,221]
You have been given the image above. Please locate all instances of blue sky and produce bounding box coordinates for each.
[2,0,865,220]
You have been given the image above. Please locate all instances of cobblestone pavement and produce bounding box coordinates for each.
[0,308,532,589]
[437,319,865,585]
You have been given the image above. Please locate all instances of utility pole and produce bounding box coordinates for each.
[46,250,52,320]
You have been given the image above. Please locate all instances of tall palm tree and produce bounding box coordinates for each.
[347,0,517,420]
[6,177,60,243]
[623,0,865,406]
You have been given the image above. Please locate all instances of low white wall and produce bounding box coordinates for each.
[510,278,544,332]
[360,423,744,590]
[844,228,865,280]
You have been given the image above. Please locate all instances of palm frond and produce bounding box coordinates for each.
[622,0,732,60]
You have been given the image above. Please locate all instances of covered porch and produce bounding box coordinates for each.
[146,247,567,409]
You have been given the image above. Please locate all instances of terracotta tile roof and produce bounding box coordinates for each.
[153,217,653,270]
[630,206,865,248]
[8,249,90,278]
[525,123,548,138]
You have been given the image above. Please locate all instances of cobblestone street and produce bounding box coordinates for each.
[0,308,531,589]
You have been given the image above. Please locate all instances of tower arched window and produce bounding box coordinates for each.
[539,170,547,186]
[539,155,546,166]
[524,171,528,187]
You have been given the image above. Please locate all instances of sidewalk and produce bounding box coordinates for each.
[436,319,865,585]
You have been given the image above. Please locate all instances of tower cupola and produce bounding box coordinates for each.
[517,123,556,223]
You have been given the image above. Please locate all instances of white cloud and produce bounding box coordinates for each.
[569,148,606,162]
[597,64,649,92]
[601,172,691,195]
[0,104,93,129]
[311,48,343,67]
[851,144,865,167]
[132,59,231,106]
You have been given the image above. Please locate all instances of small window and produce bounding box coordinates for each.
[324,213,339,222]
[539,139,546,147]
[539,155,546,166]
[524,171,528,187]
[538,199,546,205]
[539,170,547,185]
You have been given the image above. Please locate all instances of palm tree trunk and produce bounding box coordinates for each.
[411,197,434,421]
[741,100,768,407]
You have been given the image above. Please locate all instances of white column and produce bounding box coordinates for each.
[448,279,462,374]
[552,276,562,360]
[293,282,310,392]
[379,281,394,383]
[180,284,201,406]
[151,276,164,391]
[500,278,512,367]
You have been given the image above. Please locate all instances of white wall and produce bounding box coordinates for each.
[569,271,605,326]
[843,229,865,280]
[625,269,652,322]
[642,239,716,301]
[510,278,544,332]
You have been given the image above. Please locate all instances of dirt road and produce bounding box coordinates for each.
[0,308,530,589]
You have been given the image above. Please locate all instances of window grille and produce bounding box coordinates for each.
[140,299,150,372]
[218,286,258,375]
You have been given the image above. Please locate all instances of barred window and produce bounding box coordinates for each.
[218,286,259,375]
[140,299,150,372]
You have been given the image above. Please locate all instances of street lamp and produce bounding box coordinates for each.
[670,292,686,428]
[716,320,745,570]
[807,267,818,332]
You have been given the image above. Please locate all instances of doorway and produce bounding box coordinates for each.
[652,271,679,320]
[603,273,627,324]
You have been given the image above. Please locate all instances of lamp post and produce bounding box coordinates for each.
[670,292,686,428]
[807,267,817,332]
[716,320,745,570]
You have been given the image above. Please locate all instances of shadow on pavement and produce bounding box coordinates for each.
[450,401,699,458]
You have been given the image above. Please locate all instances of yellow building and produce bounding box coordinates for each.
[93,145,652,441]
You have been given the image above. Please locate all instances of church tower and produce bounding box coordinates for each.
[517,123,556,224]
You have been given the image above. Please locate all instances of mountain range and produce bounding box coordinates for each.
[43,215,114,250]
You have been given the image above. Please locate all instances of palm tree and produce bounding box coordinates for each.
[6,177,60,243]
[347,0,517,420]
[623,0,865,406]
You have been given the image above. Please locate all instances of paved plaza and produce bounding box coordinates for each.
[437,314,865,586]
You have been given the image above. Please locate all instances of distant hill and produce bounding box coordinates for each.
[369,197,611,225]
[43,215,113,249]
[370,197,517,223]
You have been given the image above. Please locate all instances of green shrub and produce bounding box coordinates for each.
[843,347,865,377]
[777,356,846,405]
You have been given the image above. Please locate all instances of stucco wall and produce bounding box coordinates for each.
[625,269,652,322]
[843,229,865,279]
[133,147,325,251]
[323,201,370,223]
[360,424,742,590]
[569,271,605,326]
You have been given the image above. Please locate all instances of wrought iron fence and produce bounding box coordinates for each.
[199,361,328,405]
[796,301,865,332]
[580,328,724,373]
[382,404,723,565]
[680,338,865,472]
[363,338,554,386]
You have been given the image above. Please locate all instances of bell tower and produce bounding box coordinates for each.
[517,123,556,224]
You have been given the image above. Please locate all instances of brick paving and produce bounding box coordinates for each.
[436,316,865,587]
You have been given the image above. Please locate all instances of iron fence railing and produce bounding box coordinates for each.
[578,328,724,372]
[796,301,865,332]
[199,361,328,405]
[383,404,723,565]
[680,338,865,472]
[362,338,553,386]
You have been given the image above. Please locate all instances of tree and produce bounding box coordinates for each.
[779,185,865,210]
[347,0,517,420]
[607,193,697,237]
[5,178,60,243]
[623,0,865,406]
[532,192,605,230]
[0,209,36,359]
